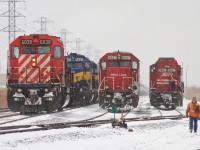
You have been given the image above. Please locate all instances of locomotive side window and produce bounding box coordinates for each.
[151,66,156,73]
[54,46,61,58]
[23,46,35,54]
[109,60,118,67]
[120,61,130,67]
[38,46,50,54]
[178,66,181,75]
[101,61,106,70]
[85,62,90,69]
[132,61,138,70]
[12,46,19,59]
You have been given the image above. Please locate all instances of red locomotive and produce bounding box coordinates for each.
[98,51,140,110]
[149,58,184,109]
[7,34,68,113]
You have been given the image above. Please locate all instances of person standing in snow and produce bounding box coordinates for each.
[186,97,200,133]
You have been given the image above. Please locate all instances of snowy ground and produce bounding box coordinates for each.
[0,96,200,150]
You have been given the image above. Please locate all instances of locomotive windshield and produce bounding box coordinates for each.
[109,60,118,67]
[108,60,130,67]
[38,46,50,54]
[23,46,35,54]
[67,62,83,68]
[22,46,50,54]
[120,61,130,67]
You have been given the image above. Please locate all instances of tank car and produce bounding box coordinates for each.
[7,34,68,113]
[149,57,184,109]
[98,51,140,110]
[64,53,98,107]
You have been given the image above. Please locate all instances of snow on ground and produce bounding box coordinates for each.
[0,96,199,150]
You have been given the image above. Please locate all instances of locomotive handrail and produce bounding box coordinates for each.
[122,77,134,90]
[99,76,139,91]
[98,77,114,91]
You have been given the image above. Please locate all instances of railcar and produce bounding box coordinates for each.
[65,53,98,107]
[149,58,184,109]
[7,34,69,113]
[98,51,140,110]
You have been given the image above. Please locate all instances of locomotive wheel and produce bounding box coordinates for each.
[46,101,54,113]
[180,99,183,106]
[132,95,139,108]
[81,96,87,106]
[7,90,23,112]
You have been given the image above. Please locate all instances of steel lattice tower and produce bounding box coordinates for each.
[0,0,25,45]
[34,17,54,34]
[60,29,73,56]
[61,29,67,55]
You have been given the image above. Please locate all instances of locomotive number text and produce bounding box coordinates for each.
[108,56,117,60]
[40,40,52,45]
[121,56,131,60]
[21,39,32,45]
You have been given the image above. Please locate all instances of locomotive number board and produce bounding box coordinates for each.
[21,39,52,45]
[121,56,131,60]
[66,58,84,62]
[108,55,131,60]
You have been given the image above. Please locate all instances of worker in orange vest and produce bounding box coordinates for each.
[186,97,200,133]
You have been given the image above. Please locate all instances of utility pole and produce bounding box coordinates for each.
[33,17,54,34]
[0,0,25,45]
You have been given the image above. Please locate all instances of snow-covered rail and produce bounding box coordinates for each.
[0,114,185,135]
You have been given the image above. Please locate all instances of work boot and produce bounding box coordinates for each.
[190,129,192,133]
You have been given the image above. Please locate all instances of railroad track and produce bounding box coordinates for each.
[0,114,185,135]
[0,108,10,113]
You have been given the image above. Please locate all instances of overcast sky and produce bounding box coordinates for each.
[0,0,200,86]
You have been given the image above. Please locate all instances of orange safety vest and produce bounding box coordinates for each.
[186,102,199,118]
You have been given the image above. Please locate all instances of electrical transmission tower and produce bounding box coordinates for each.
[61,29,73,56]
[33,17,54,34]
[0,0,25,45]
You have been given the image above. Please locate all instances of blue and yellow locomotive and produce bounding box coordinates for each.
[64,53,98,107]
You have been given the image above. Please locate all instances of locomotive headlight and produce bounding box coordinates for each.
[17,88,22,93]
[80,88,83,92]
[105,86,109,89]
[128,86,131,90]
[32,58,36,62]
[66,88,70,93]
[45,88,49,92]
[32,62,36,67]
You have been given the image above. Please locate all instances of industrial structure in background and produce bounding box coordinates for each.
[0,0,25,45]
